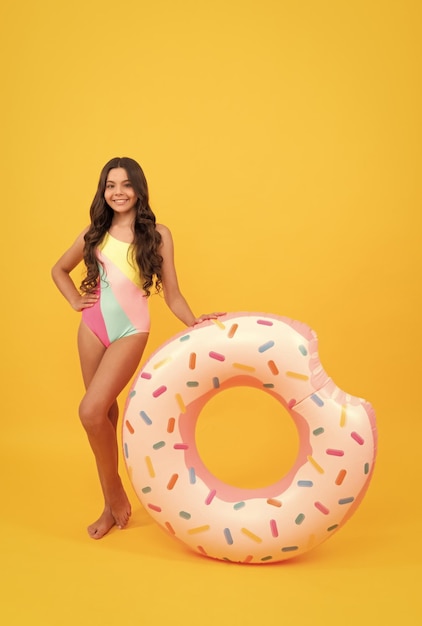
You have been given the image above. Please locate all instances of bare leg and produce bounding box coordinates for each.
[77,322,148,539]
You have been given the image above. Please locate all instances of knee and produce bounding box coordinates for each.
[79,396,107,433]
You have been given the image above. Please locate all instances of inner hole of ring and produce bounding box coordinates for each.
[195,386,300,490]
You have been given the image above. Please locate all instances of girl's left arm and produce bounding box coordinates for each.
[157,224,224,327]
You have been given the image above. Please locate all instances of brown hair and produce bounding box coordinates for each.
[80,157,162,296]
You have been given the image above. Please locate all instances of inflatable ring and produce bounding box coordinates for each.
[123,312,377,563]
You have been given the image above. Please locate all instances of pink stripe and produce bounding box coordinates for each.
[209,351,225,361]
[82,301,110,346]
[152,386,167,398]
[270,519,278,537]
[314,501,330,515]
[205,489,217,505]
[351,432,364,445]
[147,503,162,512]
[326,449,344,456]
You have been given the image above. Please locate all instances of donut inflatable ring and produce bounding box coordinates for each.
[123,312,377,563]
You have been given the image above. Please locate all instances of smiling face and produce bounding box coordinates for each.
[104,167,138,215]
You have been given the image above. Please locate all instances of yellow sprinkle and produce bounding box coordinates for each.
[307,455,325,474]
[307,533,316,549]
[241,528,263,543]
[153,357,172,369]
[232,363,256,372]
[212,318,226,329]
[127,466,133,481]
[340,405,347,427]
[175,393,186,413]
[145,456,155,478]
[187,525,211,535]
[286,371,309,381]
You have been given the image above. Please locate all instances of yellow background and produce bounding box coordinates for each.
[1,0,421,624]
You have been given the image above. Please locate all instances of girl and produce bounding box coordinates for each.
[52,157,223,539]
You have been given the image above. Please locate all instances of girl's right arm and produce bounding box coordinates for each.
[51,228,98,312]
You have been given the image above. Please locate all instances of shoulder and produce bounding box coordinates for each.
[68,226,90,250]
[156,223,173,243]
[77,225,90,241]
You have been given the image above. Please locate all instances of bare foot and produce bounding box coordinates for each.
[109,486,132,530]
[87,507,116,539]
[87,486,132,539]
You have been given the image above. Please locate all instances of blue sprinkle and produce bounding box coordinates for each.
[212,377,220,388]
[295,514,305,525]
[261,555,273,561]
[298,480,313,487]
[311,394,324,407]
[258,340,275,353]
[298,345,308,356]
[186,381,199,387]
[339,497,355,505]
[263,383,275,388]
[152,441,165,450]
[281,546,299,552]
[129,390,136,398]
[233,502,245,510]
[179,511,191,520]
[140,410,152,425]
[124,443,129,458]
[327,524,339,532]
[179,335,190,342]
[224,528,233,545]
[313,427,325,436]
[364,462,370,475]
[141,486,152,494]
[189,467,196,484]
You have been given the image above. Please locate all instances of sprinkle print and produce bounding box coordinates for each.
[122,312,377,564]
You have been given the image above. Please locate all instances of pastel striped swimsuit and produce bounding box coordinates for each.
[82,232,150,347]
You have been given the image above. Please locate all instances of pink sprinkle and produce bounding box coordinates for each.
[209,351,225,361]
[314,501,330,515]
[205,489,217,505]
[270,519,278,537]
[141,372,152,379]
[148,503,162,512]
[326,448,344,456]
[152,385,167,397]
[174,443,189,450]
[257,319,273,326]
[288,399,297,408]
[351,432,364,445]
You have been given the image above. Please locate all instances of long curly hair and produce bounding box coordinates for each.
[80,157,163,297]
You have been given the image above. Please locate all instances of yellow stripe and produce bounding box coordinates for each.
[241,528,263,543]
[232,363,256,372]
[307,455,324,474]
[340,405,347,427]
[145,456,155,478]
[176,393,186,413]
[99,233,142,285]
[187,525,211,535]
[153,357,172,369]
[285,371,309,381]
